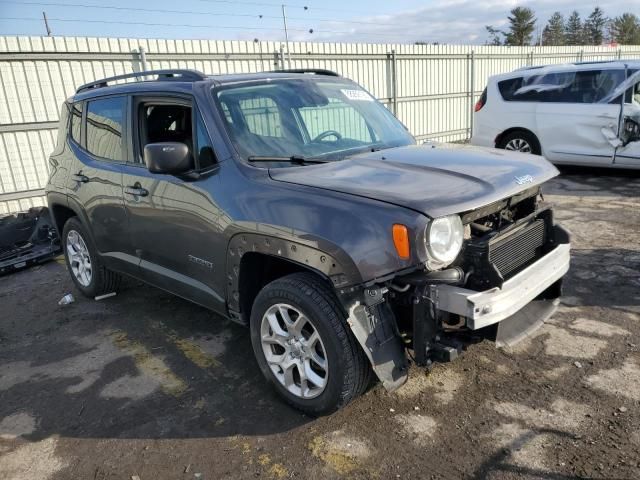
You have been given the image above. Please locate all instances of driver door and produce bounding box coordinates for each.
[121,95,227,314]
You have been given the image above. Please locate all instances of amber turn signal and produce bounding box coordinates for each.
[392,224,410,259]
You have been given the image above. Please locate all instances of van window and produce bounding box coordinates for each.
[86,97,126,161]
[499,69,625,104]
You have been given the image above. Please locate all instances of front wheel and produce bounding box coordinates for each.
[497,130,541,155]
[250,272,371,415]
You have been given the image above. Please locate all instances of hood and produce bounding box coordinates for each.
[268,143,559,218]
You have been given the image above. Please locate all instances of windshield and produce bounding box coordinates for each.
[213,78,415,162]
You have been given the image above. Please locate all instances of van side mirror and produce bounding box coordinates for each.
[143,142,193,174]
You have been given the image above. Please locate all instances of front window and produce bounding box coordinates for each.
[214,79,414,163]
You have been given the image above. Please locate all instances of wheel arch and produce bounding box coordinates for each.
[495,127,541,153]
[48,197,98,248]
[49,203,77,236]
[226,233,362,325]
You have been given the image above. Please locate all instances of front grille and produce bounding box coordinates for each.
[488,219,545,278]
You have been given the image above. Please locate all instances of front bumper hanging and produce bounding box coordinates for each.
[430,241,570,331]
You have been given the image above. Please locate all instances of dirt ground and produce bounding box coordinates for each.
[1,168,639,480]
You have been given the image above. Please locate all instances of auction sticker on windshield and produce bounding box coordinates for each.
[341,89,374,101]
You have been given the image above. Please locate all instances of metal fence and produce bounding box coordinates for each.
[1,35,640,214]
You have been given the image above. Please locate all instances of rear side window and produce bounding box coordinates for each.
[70,102,83,144]
[86,96,126,161]
[499,69,625,104]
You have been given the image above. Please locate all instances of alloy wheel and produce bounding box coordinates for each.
[260,303,329,399]
[504,138,532,153]
[66,230,92,287]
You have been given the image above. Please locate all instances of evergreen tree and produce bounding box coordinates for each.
[504,7,537,46]
[584,7,607,45]
[611,13,640,45]
[565,11,583,45]
[542,12,565,46]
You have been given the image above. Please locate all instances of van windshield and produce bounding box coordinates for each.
[213,78,415,163]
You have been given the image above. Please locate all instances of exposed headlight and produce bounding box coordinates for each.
[425,215,464,268]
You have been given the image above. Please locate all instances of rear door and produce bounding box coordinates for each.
[120,95,227,314]
[65,96,137,275]
[534,68,624,165]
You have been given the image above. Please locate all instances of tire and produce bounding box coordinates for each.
[250,272,371,415]
[62,217,121,298]
[497,130,541,155]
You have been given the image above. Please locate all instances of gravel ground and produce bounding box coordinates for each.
[1,169,639,480]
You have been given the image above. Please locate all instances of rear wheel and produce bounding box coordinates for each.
[497,130,541,155]
[250,272,370,415]
[62,217,121,298]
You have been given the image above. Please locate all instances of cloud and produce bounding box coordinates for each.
[284,0,640,44]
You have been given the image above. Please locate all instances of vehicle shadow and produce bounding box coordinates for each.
[0,261,311,441]
[544,166,640,198]
[563,248,640,313]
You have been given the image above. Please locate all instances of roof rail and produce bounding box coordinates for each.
[269,68,340,77]
[76,69,208,93]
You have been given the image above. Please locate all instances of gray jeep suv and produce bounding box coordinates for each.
[46,69,570,415]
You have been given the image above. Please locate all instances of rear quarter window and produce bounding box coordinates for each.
[85,96,126,162]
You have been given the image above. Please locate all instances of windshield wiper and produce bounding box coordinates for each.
[247,155,328,165]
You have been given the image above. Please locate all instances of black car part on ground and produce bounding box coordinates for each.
[0,207,61,275]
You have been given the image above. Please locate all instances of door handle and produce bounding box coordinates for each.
[124,186,149,197]
[72,173,89,183]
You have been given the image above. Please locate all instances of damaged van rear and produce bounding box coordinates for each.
[47,68,570,415]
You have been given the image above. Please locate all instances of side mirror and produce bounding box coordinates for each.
[143,142,193,174]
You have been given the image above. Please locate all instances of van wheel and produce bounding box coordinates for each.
[498,131,541,155]
[62,217,121,298]
[250,272,371,415]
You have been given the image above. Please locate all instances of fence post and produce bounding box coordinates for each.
[579,49,584,62]
[391,49,398,116]
[138,46,148,72]
[618,48,622,60]
[469,49,475,140]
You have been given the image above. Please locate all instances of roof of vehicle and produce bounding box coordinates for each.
[489,59,640,82]
[71,68,346,101]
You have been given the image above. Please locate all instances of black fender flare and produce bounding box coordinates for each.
[225,232,363,313]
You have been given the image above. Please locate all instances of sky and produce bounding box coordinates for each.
[1,0,639,45]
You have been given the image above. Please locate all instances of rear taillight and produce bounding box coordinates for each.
[475,88,487,112]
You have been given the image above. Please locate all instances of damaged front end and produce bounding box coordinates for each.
[0,207,61,275]
[340,188,570,391]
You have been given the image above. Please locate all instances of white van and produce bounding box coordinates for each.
[471,61,640,168]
